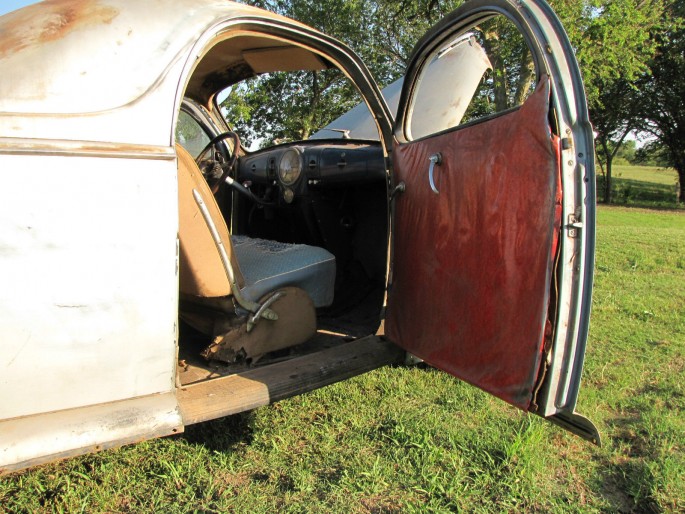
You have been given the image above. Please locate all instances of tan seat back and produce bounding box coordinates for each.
[177,144,244,298]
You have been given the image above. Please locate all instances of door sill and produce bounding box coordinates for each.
[177,335,404,425]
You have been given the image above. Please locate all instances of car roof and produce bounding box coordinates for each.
[0,0,324,145]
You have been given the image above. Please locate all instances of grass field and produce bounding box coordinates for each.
[1,167,684,513]
[600,165,682,208]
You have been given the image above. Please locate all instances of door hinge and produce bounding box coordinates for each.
[390,181,406,202]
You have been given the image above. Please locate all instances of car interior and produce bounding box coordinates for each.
[174,33,390,385]
[173,14,542,393]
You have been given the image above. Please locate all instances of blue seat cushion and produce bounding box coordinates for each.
[231,235,336,308]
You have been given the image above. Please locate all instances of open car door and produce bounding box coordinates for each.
[385,0,599,444]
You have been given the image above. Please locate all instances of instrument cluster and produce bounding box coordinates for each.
[237,140,386,204]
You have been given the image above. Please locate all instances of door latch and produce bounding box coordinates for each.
[567,212,583,238]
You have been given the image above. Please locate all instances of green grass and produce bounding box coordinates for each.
[1,167,684,513]
[598,164,682,208]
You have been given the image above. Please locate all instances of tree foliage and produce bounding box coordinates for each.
[590,79,642,202]
[636,0,685,202]
[225,0,402,146]
[228,0,538,146]
[550,0,666,203]
[228,0,678,205]
[222,69,361,146]
[228,0,464,147]
[551,0,663,106]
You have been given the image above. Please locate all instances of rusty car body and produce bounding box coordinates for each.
[0,0,598,474]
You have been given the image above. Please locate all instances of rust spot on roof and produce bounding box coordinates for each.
[0,0,119,59]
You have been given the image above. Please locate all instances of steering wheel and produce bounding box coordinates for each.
[195,131,275,207]
[195,131,241,195]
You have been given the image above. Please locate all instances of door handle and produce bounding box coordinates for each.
[428,152,442,194]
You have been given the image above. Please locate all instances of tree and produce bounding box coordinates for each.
[634,140,672,166]
[224,0,382,146]
[591,80,641,202]
[222,69,363,146]
[614,139,637,164]
[230,0,666,198]
[550,0,666,203]
[637,0,685,202]
[227,0,463,147]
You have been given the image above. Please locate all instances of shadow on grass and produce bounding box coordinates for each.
[594,414,661,514]
[597,175,682,210]
[180,411,256,452]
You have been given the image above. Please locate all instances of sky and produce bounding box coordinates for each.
[0,0,41,17]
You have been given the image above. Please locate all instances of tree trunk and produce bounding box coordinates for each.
[299,71,320,140]
[513,49,535,106]
[482,31,508,112]
[667,143,685,203]
[598,128,633,204]
[599,138,613,204]
[604,153,613,204]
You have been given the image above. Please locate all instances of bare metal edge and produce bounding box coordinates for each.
[0,138,176,160]
[0,427,180,477]
[0,392,183,476]
[545,411,601,446]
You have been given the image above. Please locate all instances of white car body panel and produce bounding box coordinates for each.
[0,0,278,145]
[0,151,179,420]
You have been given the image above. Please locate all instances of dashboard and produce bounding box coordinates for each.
[237,140,387,204]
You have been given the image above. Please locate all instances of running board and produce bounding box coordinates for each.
[178,336,404,425]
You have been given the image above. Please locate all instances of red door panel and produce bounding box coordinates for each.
[386,79,562,410]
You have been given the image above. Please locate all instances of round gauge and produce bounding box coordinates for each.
[278,148,302,186]
[283,188,295,204]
